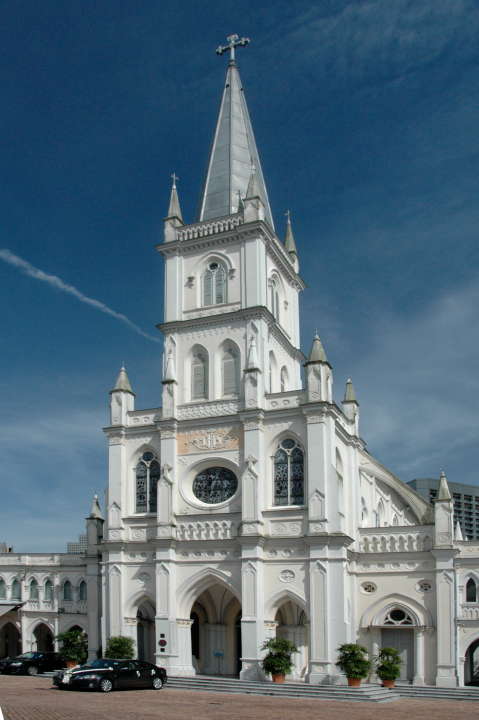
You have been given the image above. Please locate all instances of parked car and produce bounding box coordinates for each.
[1,651,66,675]
[53,658,167,693]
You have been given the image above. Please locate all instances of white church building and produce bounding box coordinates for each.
[1,35,479,687]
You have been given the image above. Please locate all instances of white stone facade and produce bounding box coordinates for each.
[2,45,479,689]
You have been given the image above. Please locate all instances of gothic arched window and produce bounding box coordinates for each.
[135,451,160,514]
[11,579,21,600]
[63,580,73,602]
[29,579,39,601]
[273,438,304,506]
[280,366,288,392]
[191,349,208,400]
[270,278,280,321]
[44,579,53,602]
[222,346,240,397]
[203,262,227,306]
[79,581,87,603]
[0,578,6,599]
[466,578,477,603]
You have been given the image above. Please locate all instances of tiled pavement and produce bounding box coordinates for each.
[0,675,477,720]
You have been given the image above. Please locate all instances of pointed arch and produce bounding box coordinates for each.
[268,350,277,393]
[0,577,6,600]
[203,259,227,306]
[176,568,241,619]
[466,577,477,603]
[62,579,73,601]
[29,578,39,601]
[11,578,21,600]
[264,588,307,621]
[280,365,289,392]
[44,578,54,602]
[78,580,87,602]
[360,593,432,628]
[272,436,305,506]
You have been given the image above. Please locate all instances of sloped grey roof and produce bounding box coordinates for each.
[89,494,103,520]
[307,334,328,363]
[112,365,134,394]
[437,471,452,501]
[284,215,298,255]
[199,62,274,229]
[167,180,183,222]
[343,378,357,403]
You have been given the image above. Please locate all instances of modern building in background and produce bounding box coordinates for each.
[408,479,479,541]
[1,36,479,687]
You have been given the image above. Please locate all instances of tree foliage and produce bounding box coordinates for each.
[104,635,135,659]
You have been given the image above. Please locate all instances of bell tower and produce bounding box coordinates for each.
[157,36,304,408]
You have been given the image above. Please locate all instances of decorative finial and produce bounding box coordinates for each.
[285,209,291,223]
[171,172,179,189]
[216,34,250,64]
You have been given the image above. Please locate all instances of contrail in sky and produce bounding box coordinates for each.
[0,248,160,343]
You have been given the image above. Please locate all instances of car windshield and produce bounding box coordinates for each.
[17,653,42,660]
[87,659,121,669]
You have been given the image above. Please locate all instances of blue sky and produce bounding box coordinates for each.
[1,0,478,551]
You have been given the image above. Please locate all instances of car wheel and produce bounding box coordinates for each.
[27,666,38,676]
[99,678,113,693]
[152,676,163,690]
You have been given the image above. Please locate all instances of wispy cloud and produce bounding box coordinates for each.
[0,249,160,343]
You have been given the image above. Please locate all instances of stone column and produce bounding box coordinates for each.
[306,557,329,683]
[239,542,265,680]
[413,628,425,686]
[174,619,195,676]
[433,549,459,687]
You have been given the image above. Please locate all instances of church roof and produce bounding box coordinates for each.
[167,174,183,222]
[198,56,274,228]
[437,471,452,501]
[284,212,298,256]
[307,333,328,363]
[343,377,358,403]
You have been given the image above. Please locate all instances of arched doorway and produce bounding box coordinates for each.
[136,600,156,663]
[33,623,54,652]
[0,622,21,657]
[465,639,479,685]
[189,583,241,676]
[380,608,415,683]
[274,599,308,680]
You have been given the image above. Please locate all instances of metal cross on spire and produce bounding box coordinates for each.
[216,34,250,64]
[171,172,179,188]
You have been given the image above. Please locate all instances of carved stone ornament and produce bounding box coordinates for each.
[177,400,238,420]
[279,569,295,583]
[178,426,240,454]
[160,463,173,486]
[131,528,147,541]
[245,454,258,477]
[271,521,302,536]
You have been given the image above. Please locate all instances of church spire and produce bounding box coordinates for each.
[166,173,183,223]
[199,35,274,228]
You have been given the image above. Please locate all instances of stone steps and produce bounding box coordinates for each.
[396,685,479,702]
[166,675,397,702]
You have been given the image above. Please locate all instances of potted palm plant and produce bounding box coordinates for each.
[336,643,371,687]
[375,647,402,688]
[261,637,298,683]
[56,628,88,669]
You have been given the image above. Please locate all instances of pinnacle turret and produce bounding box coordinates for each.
[284,211,298,256]
[111,365,134,395]
[306,333,328,364]
[166,173,183,223]
[455,522,464,541]
[437,471,452,501]
[343,378,358,403]
[246,336,260,370]
[163,350,176,383]
[89,494,103,520]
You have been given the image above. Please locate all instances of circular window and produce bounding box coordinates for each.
[361,582,377,594]
[384,608,413,625]
[417,580,432,593]
[142,452,154,462]
[193,467,238,504]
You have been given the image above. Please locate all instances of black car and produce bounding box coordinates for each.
[53,658,167,693]
[2,651,66,675]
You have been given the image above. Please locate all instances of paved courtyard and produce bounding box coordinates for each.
[0,676,477,720]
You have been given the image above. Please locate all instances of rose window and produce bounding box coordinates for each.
[193,467,238,504]
[383,608,413,625]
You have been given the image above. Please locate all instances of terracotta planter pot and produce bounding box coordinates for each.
[347,677,362,687]
[381,679,395,688]
[272,673,285,684]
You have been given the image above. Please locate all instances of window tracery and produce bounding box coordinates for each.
[273,438,304,506]
[135,451,159,514]
[193,466,238,504]
[203,262,227,306]
[383,608,413,625]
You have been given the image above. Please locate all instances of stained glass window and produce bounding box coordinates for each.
[193,467,238,504]
[466,578,477,602]
[135,452,160,514]
[273,439,304,506]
